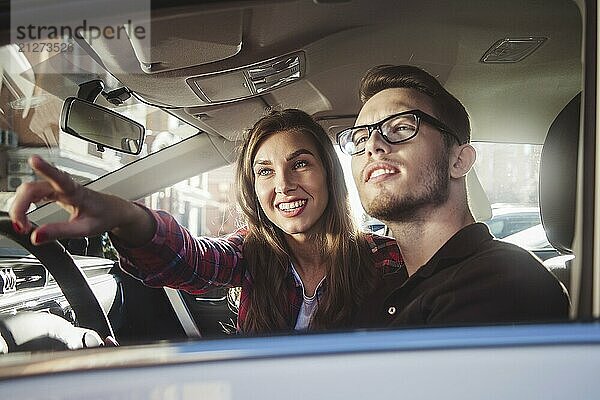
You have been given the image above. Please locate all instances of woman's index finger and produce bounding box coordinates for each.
[28,155,78,195]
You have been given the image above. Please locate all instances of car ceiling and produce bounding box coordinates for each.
[1,0,584,145]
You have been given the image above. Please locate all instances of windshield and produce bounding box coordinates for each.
[0,43,196,212]
[0,0,584,377]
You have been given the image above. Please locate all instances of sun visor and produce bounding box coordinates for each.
[129,10,243,73]
[314,115,356,141]
[185,99,268,141]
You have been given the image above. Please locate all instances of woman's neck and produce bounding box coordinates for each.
[285,234,326,296]
[286,234,323,269]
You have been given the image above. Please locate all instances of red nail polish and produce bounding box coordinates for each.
[35,231,47,244]
[12,221,22,234]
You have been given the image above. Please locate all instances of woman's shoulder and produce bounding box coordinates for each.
[360,232,405,272]
[224,227,248,244]
[362,231,398,253]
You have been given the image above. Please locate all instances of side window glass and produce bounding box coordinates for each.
[471,142,570,281]
[138,164,238,236]
[472,142,546,246]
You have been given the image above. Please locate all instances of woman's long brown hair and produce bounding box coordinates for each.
[236,109,375,333]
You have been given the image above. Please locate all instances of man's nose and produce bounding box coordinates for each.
[274,170,297,194]
[365,128,392,157]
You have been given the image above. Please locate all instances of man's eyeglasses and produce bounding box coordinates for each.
[336,109,462,156]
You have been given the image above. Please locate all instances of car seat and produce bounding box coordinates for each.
[539,93,581,292]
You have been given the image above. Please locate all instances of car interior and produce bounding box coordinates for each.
[0,0,589,359]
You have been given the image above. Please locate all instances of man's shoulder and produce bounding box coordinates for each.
[453,236,567,297]
[434,224,564,291]
[426,223,543,276]
[424,233,570,323]
[443,222,543,268]
[468,236,545,269]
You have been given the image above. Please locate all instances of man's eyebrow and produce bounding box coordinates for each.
[286,149,315,161]
[356,108,414,125]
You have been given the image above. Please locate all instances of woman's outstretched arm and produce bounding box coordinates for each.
[9,155,249,293]
[9,155,155,246]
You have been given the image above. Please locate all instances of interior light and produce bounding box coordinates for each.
[480,37,547,63]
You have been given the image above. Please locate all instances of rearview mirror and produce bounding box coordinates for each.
[60,97,145,155]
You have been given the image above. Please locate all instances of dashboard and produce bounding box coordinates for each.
[0,255,121,352]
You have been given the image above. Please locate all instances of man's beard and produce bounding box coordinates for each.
[364,152,450,222]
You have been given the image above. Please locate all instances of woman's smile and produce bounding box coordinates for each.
[276,198,308,217]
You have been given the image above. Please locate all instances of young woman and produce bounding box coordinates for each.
[9,109,404,334]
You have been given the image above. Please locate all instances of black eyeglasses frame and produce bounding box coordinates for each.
[336,109,463,156]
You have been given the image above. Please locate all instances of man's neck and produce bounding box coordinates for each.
[385,205,475,276]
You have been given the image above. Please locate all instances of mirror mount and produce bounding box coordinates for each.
[104,88,131,106]
[77,80,104,103]
[77,80,132,106]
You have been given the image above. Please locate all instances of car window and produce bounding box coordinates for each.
[472,142,552,251]
[138,164,238,237]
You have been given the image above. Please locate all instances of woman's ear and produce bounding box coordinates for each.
[450,144,476,179]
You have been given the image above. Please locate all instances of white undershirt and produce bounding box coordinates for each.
[290,264,326,331]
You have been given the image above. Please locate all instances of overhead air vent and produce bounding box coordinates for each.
[480,37,547,63]
[187,52,305,104]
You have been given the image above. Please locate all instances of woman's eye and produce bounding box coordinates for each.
[256,168,272,176]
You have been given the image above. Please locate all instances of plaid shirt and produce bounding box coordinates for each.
[113,205,404,332]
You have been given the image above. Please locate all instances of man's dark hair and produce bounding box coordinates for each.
[359,65,471,146]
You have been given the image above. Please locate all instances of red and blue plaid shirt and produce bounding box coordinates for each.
[112,206,404,332]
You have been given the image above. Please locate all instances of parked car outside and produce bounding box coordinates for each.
[502,223,552,251]
[483,206,542,239]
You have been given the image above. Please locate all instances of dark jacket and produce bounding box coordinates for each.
[354,223,570,328]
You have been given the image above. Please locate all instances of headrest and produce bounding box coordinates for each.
[467,168,492,221]
[539,93,580,254]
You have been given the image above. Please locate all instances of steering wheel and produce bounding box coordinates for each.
[0,213,114,340]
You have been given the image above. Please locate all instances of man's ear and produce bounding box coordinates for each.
[449,144,476,179]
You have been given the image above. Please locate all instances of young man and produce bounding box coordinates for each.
[338,65,569,327]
